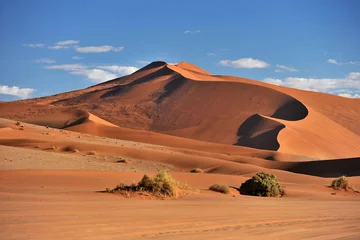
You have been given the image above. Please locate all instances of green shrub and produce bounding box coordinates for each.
[331,176,349,190]
[190,168,203,173]
[240,172,283,197]
[209,184,230,194]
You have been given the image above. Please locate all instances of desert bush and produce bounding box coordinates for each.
[63,146,79,152]
[209,184,230,194]
[87,151,97,155]
[117,159,128,163]
[190,168,203,173]
[108,171,182,198]
[331,176,349,190]
[240,172,283,197]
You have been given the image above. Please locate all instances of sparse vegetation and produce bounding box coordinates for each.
[15,121,20,126]
[106,171,188,198]
[209,184,230,194]
[63,146,79,153]
[117,159,128,163]
[240,172,283,197]
[87,151,97,155]
[331,176,349,190]
[190,168,203,173]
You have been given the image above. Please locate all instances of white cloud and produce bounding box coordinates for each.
[96,65,139,75]
[76,45,124,53]
[48,45,71,50]
[263,72,360,98]
[22,43,45,48]
[72,56,84,60]
[44,64,86,71]
[338,93,360,98]
[219,58,270,69]
[327,58,359,66]
[137,60,151,65]
[276,64,298,72]
[35,58,55,64]
[327,59,340,65]
[70,69,117,83]
[56,40,79,45]
[45,63,138,83]
[184,30,201,34]
[0,85,36,99]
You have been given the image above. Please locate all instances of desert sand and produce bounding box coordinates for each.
[1,61,359,239]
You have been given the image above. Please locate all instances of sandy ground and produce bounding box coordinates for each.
[1,169,360,240]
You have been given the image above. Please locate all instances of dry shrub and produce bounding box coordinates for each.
[209,184,230,194]
[190,168,203,173]
[107,171,187,198]
[331,176,349,190]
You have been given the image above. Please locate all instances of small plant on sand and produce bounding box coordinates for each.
[15,121,21,126]
[240,172,283,197]
[117,159,128,163]
[107,171,188,198]
[63,146,79,153]
[190,168,203,173]
[209,184,230,194]
[331,176,349,190]
[87,151,97,155]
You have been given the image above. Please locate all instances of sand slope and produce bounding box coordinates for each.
[1,61,359,160]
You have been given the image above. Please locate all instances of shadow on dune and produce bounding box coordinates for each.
[271,99,308,121]
[235,114,285,151]
[283,157,360,177]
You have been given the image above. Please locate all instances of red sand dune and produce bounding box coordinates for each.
[1,61,360,239]
[1,61,359,159]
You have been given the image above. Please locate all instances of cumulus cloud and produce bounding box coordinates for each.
[219,58,270,69]
[44,64,86,71]
[72,56,84,60]
[35,58,55,64]
[184,30,201,34]
[263,72,360,98]
[76,45,124,53]
[276,64,298,72]
[48,45,71,50]
[327,58,359,66]
[338,93,360,98]
[45,63,138,83]
[70,69,117,83]
[137,60,151,65]
[0,85,36,99]
[22,43,45,48]
[56,40,79,45]
[96,65,139,75]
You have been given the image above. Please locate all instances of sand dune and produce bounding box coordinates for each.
[1,61,359,160]
[1,61,360,239]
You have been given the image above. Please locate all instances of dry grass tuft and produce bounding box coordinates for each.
[209,184,230,194]
[106,171,189,198]
[190,168,203,173]
[331,176,349,190]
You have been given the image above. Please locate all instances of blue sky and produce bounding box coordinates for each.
[1,0,359,101]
